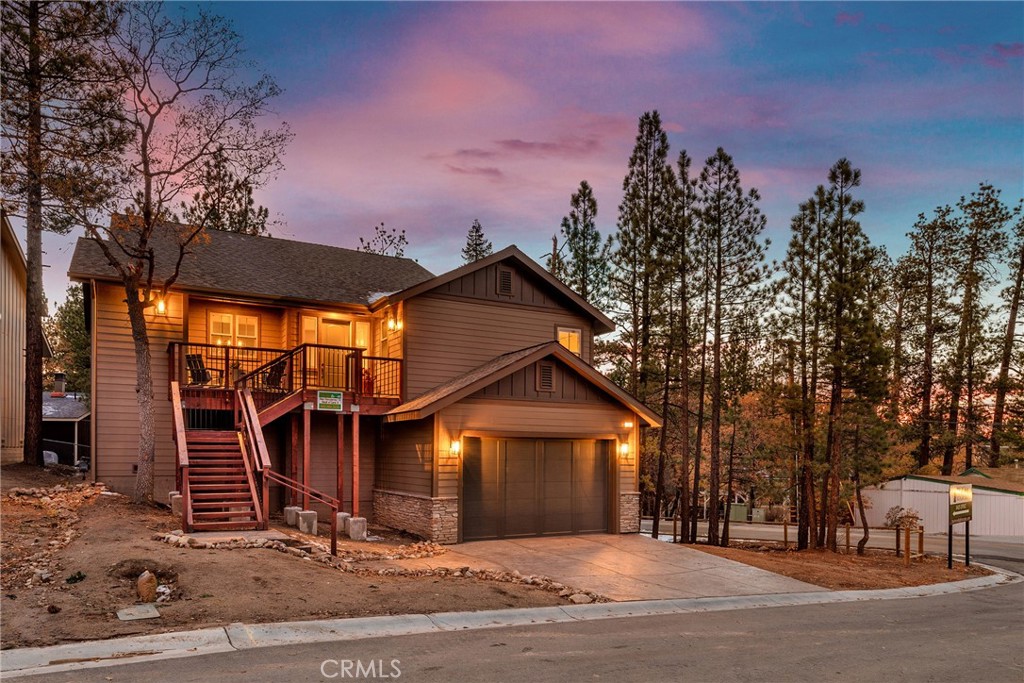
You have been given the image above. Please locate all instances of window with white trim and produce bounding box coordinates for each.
[208,311,260,347]
[557,326,582,356]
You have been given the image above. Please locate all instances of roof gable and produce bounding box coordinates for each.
[385,341,661,426]
[68,222,434,307]
[375,246,615,335]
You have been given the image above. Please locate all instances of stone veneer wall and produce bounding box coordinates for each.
[619,492,641,533]
[373,489,458,544]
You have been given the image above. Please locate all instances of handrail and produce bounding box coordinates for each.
[264,469,339,556]
[236,432,265,527]
[240,389,272,471]
[169,381,192,531]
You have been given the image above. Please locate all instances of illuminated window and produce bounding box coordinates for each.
[557,327,582,356]
[301,315,318,345]
[209,311,260,347]
[353,321,370,349]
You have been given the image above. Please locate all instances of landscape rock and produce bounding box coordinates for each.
[137,570,158,603]
[568,593,593,604]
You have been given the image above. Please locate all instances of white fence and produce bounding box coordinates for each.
[861,477,1024,537]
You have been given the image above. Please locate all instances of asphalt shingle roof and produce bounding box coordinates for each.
[69,224,434,307]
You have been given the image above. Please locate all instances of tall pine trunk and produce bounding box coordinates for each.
[920,261,936,469]
[652,304,673,539]
[125,285,156,503]
[690,266,712,543]
[943,248,979,475]
[707,236,724,546]
[22,0,44,467]
[721,421,736,546]
[990,240,1023,464]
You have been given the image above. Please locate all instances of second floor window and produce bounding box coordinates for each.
[557,326,581,356]
[209,312,259,347]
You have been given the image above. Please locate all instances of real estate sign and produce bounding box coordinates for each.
[316,391,344,412]
[949,484,973,524]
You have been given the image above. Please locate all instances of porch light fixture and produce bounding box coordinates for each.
[619,442,631,459]
[387,317,396,331]
[623,420,634,429]
[155,298,167,315]
[450,440,461,456]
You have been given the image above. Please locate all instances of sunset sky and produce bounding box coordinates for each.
[34,1,1024,304]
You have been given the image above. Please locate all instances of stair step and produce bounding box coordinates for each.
[191,501,256,510]
[191,521,261,531]
[190,493,254,501]
[187,460,244,467]
[192,512,258,521]
[188,484,252,492]
[188,467,246,475]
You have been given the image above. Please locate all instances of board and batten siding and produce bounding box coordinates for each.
[305,412,376,521]
[376,416,433,497]
[403,294,593,400]
[93,282,183,497]
[1,228,27,463]
[436,399,637,501]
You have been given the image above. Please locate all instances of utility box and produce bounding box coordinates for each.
[729,505,749,522]
[751,508,767,523]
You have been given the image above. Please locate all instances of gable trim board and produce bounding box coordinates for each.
[385,342,662,428]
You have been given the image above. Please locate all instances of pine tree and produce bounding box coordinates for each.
[2,1,126,465]
[942,184,1011,474]
[560,180,611,307]
[461,219,492,263]
[43,285,90,396]
[990,207,1024,464]
[695,147,770,546]
[182,147,274,236]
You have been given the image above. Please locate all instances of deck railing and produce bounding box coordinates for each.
[170,382,193,531]
[168,342,287,390]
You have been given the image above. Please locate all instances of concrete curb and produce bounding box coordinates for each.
[2,564,1018,679]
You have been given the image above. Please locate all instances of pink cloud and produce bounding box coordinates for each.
[836,12,863,27]
[446,165,505,181]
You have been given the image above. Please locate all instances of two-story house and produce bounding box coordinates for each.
[69,225,659,543]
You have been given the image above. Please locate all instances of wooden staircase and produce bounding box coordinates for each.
[183,430,261,531]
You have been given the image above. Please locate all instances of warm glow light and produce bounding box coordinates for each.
[450,440,461,456]
[396,319,404,330]
[623,420,634,429]
[619,442,630,457]
[155,298,167,315]
[387,318,396,331]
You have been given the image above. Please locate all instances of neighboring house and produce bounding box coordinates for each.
[860,472,1024,538]
[69,225,659,543]
[42,386,91,467]
[1,211,27,464]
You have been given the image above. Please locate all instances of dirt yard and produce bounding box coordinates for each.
[693,541,991,590]
[0,465,562,649]
[0,464,994,649]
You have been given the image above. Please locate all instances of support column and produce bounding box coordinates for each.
[351,408,360,518]
[302,406,311,511]
[290,413,300,506]
[337,412,345,511]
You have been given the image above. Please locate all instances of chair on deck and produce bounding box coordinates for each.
[185,354,223,386]
[261,359,287,392]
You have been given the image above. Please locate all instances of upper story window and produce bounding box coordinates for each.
[557,326,582,356]
[209,311,259,347]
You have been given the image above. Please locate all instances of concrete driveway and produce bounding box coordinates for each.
[376,534,826,601]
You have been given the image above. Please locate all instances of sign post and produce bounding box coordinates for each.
[947,484,973,569]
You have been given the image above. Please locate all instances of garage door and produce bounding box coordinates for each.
[463,438,610,541]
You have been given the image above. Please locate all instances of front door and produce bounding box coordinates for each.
[319,321,351,387]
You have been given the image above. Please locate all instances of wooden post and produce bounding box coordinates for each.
[302,406,311,510]
[896,525,901,558]
[918,525,924,561]
[673,514,678,543]
[351,409,360,518]
[783,512,788,549]
[845,523,850,555]
[904,525,911,567]
[290,414,300,506]
[337,412,346,512]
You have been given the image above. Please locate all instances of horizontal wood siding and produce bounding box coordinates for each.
[404,295,593,399]
[437,399,635,500]
[93,283,183,497]
[307,412,376,519]
[376,416,433,497]
[1,235,26,461]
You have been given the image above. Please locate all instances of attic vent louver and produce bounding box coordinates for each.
[497,266,514,296]
[536,361,556,392]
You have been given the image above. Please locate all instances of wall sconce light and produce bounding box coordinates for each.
[619,442,631,460]
[396,319,404,330]
[155,298,167,315]
[450,440,461,456]
[387,317,396,331]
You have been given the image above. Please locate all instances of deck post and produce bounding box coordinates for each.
[303,405,311,511]
[290,414,300,506]
[337,412,345,513]
[351,407,360,518]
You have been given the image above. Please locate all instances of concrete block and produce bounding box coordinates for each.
[298,510,318,535]
[348,517,367,541]
[170,494,183,518]
[283,506,301,526]
[336,512,352,533]
[167,490,179,506]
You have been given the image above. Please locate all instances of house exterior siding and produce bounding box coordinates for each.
[403,293,593,400]
[1,221,27,463]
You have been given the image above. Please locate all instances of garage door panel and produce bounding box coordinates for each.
[463,437,609,540]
